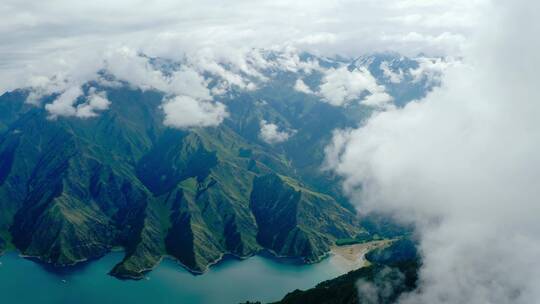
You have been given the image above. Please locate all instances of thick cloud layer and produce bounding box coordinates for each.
[0,0,484,95]
[0,0,483,129]
[326,1,540,303]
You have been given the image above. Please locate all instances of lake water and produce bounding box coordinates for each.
[0,251,356,304]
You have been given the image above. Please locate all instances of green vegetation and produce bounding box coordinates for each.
[0,82,380,278]
[250,174,359,262]
[268,238,420,304]
[0,236,5,254]
[0,229,13,252]
[335,232,383,246]
[271,261,419,304]
[0,54,423,278]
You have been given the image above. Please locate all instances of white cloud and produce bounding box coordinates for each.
[45,86,84,119]
[294,78,314,94]
[319,67,392,107]
[361,92,393,107]
[33,47,228,126]
[0,0,487,96]
[325,1,540,303]
[188,48,262,92]
[20,53,103,106]
[382,31,467,56]
[5,45,336,126]
[162,95,228,128]
[0,0,486,129]
[268,46,323,74]
[105,47,213,100]
[6,43,340,131]
[33,47,235,126]
[295,33,337,45]
[410,57,458,84]
[2,1,539,301]
[380,61,404,83]
[44,86,111,119]
[259,120,295,144]
[76,90,111,118]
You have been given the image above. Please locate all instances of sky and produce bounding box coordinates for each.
[0,0,485,94]
[0,0,483,128]
[3,1,540,303]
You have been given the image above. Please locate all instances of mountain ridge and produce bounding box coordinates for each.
[0,52,436,278]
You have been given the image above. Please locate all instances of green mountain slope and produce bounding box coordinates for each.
[250,173,359,261]
[0,85,365,278]
[0,53,426,278]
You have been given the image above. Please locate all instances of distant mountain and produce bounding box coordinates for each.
[0,51,438,278]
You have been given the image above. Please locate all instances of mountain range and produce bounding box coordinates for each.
[0,50,439,279]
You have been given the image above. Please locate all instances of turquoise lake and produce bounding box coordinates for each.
[0,251,355,304]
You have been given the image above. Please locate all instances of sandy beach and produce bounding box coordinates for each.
[330,240,391,271]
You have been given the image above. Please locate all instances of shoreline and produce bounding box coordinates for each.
[2,242,386,280]
[330,240,392,270]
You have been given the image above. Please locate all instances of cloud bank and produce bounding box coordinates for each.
[325,1,540,303]
[0,0,484,95]
[0,0,482,128]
